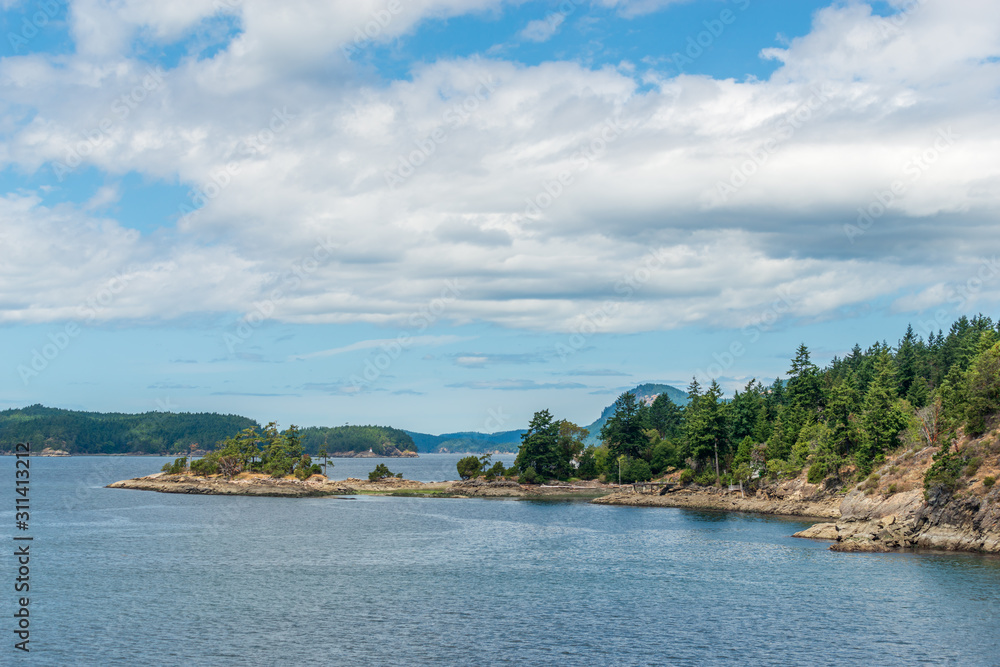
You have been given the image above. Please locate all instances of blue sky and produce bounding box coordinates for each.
[2,0,999,433]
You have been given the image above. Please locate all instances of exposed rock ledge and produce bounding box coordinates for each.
[793,487,1000,554]
[592,480,841,519]
[108,473,357,497]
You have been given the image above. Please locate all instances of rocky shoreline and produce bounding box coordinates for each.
[106,473,607,499]
[593,474,843,518]
[792,486,1000,553]
[592,486,841,518]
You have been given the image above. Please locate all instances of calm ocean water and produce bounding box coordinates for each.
[3,454,1000,666]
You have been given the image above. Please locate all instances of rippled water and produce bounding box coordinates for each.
[3,455,1000,666]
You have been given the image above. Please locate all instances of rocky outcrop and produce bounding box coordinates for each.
[108,473,356,497]
[795,485,1000,554]
[447,479,528,497]
[593,485,841,518]
[792,522,839,540]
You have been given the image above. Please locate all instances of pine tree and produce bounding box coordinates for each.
[896,324,919,397]
[857,352,907,472]
[963,339,1000,436]
[649,392,683,440]
[600,392,646,460]
[515,410,561,479]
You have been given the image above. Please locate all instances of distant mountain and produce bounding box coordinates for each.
[583,383,688,445]
[405,429,525,454]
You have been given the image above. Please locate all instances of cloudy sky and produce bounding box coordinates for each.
[2,0,998,434]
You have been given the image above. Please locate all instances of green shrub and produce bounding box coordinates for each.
[519,467,541,485]
[456,455,483,480]
[695,469,718,486]
[887,483,898,495]
[807,461,827,484]
[161,457,187,475]
[984,476,996,489]
[965,457,982,477]
[293,455,322,480]
[924,446,964,499]
[766,458,796,480]
[483,460,507,481]
[368,463,398,482]
[620,457,652,484]
[678,469,694,485]
[190,457,219,476]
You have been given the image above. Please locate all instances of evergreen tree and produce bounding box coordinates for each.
[514,410,561,480]
[857,352,907,472]
[728,379,764,443]
[895,324,919,397]
[555,421,589,480]
[683,380,726,469]
[963,339,1000,436]
[787,343,823,413]
[600,392,647,460]
[826,375,860,459]
[649,392,683,440]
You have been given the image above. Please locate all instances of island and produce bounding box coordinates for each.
[108,472,612,499]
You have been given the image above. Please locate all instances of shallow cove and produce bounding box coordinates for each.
[10,455,1000,665]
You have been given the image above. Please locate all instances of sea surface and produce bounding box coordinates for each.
[3,454,1000,666]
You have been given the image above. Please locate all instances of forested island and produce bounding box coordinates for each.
[0,406,256,455]
[0,406,416,457]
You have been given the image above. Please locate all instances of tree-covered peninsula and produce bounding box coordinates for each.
[507,314,1000,500]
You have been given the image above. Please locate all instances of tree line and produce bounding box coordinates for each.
[0,405,416,457]
[0,405,256,454]
[504,314,1000,493]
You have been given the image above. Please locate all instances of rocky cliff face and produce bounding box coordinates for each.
[800,487,1000,553]
[795,436,1000,553]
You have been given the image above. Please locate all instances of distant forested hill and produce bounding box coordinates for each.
[0,405,257,454]
[584,383,688,444]
[299,425,416,456]
[406,430,525,454]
